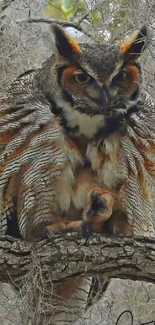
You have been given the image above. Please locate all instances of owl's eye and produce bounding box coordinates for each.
[121,71,129,81]
[73,70,91,85]
[112,69,131,88]
[118,70,129,82]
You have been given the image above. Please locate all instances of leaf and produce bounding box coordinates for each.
[45,0,74,19]
[45,0,87,19]
[115,39,122,45]
[91,9,101,24]
[75,0,87,13]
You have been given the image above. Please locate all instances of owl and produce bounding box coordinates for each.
[0,24,154,324]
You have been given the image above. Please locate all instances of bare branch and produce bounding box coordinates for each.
[16,17,85,30]
[0,0,16,12]
[1,234,155,285]
[16,14,95,39]
[16,17,82,30]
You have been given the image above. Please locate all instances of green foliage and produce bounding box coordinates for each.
[91,9,102,25]
[45,0,131,43]
[107,8,129,40]
[45,0,86,19]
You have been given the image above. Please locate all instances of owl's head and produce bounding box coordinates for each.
[43,25,148,138]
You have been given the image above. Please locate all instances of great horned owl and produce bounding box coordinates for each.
[0,24,154,324]
[0,24,153,240]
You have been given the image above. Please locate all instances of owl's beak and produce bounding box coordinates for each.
[101,86,108,112]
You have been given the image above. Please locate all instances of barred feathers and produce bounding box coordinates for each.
[0,73,66,238]
[88,92,155,237]
[0,72,91,239]
[120,93,155,237]
[0,78,98,324]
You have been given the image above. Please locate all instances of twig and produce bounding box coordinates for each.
[1,0,16,12]
[16,17,82,30]
[16,15,95,39]
[143,68,155,76]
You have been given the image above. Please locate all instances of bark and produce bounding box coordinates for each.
[0,233,155,285]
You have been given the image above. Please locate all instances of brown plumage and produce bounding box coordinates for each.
[0,24,154,323]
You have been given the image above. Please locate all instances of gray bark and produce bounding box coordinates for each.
[1,234,155,284]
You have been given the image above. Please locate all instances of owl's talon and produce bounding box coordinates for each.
[43,227,56,240]
[77,222,92,238]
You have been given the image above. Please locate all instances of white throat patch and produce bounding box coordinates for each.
[61,104,105,138]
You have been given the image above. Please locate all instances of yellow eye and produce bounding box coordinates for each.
[73,70,91,85]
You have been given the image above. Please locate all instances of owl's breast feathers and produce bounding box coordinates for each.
[0,85,97,238]
[87,92,155,237]
[0,89,66,237]
[0,75,155,239]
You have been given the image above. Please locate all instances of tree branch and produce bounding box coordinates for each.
[16,17,82,30]
[0,0,16,12]
[1,234,155,285]
[16,14,95,39]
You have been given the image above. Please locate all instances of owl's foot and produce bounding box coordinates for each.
[44,188,114,240]
[82,188,114,232]
[44,220,86,240]
[43,222,67,240]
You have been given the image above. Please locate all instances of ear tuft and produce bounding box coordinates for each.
[52,24,82,59]
[120,25,149,60]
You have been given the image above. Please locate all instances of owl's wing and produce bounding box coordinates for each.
[120,92,155,237]
[0,74,65,238]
